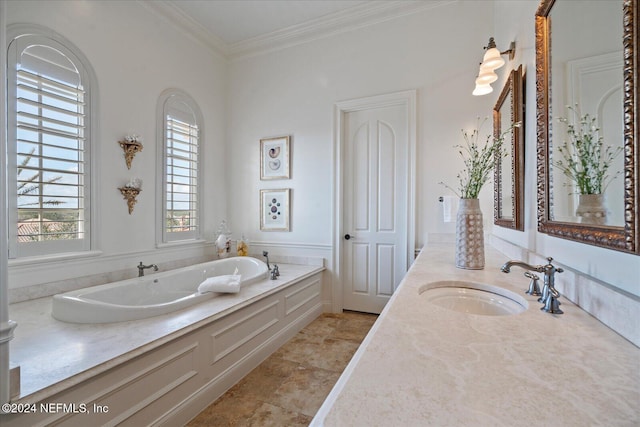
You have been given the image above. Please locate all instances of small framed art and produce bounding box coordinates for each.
[260,135,290,180]
[260,188,290,231]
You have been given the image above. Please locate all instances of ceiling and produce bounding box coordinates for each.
[165,0,371,45]
[145,0,447,58]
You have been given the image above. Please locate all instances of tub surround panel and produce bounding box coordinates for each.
[209,299,280,365]
[8,246,215,304]
[285,277,322,315]
[246,244,328,267]
[312,243,639,426]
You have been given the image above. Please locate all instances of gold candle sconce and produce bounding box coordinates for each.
[118,137,143,169]
[118,186,141,214]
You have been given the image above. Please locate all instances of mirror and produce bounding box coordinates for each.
[494,65,524,231]
[536,0,639,253]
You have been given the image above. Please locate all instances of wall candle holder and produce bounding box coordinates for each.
[118,140,143,169]
[118,187,141,214]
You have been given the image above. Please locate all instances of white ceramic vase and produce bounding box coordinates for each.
[455,198,485,269]
[576,193,607,225]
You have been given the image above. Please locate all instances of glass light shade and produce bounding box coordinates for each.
[476,68,498,85]
[482,47,505,70]
[472,82,493,96]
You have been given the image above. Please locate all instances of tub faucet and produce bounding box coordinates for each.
[500,257,564,314]
[262,251,280,280]
[262,251,271,271]
[138,262,158,277]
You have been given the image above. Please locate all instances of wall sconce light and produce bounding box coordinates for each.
[472,37,516,96]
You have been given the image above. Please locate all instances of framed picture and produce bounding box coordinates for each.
[260,188,290,231]
[260,135,290,180]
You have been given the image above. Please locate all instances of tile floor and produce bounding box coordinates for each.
[187,311,378,426]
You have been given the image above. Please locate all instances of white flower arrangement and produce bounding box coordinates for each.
[440,117,520,199]
[555,105,622,195]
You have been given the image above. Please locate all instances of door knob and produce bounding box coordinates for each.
[344,234,352,240]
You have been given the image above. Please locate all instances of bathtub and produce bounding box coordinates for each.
[52,257,269,324]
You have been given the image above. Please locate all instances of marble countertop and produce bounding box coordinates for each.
[312,244,639,426]
[8,263,323,403]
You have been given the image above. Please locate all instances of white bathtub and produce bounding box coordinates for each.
[52,257,269,324]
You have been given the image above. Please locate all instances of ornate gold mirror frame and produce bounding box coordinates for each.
[494,65,524,231]
[536,0,639,253]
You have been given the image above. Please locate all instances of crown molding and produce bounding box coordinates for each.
[228,1,455,60]
[140,0,455,60]
[138,0,229,57]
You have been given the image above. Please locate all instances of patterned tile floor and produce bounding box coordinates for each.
[187,311,378,426]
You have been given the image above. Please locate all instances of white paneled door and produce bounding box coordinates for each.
[342,102,410,314]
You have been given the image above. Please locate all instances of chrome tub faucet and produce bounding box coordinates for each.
[138,262,158,277]
[262,251,271,271]
[501,257,564,314]
[263,251,280,280]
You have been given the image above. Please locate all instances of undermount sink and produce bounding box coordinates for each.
[418,280,528,316]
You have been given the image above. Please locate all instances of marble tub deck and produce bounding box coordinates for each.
[7,263,323,403]
[313,244,640,426]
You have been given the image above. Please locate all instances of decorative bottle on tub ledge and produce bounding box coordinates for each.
[215,220,232,259]
[455,198,484,269]
[237,234,249,256]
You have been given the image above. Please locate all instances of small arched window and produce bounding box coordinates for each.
[7,27,96,258]
[157,89,203,243]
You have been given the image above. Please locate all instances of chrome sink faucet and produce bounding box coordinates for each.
[138,262,158,277]
[500,257,564,314]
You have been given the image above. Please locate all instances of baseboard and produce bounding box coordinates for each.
[321,300,334,313]
[155,302,323,426]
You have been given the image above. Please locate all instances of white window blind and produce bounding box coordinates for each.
[8,36,92,258]
[17,54,85,241]
[165,115,199,237]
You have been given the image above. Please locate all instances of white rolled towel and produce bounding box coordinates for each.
[198,269,241,294]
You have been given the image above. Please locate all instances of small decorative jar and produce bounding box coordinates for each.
[236,234,249,256]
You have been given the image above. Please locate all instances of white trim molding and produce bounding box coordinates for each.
[0,0,15,404]
[137,0,228,57]
[140,0,455,60]
[227,1,455,60]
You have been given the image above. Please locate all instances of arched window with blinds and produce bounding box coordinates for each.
[7,28,96,258]
[157,90,203,243]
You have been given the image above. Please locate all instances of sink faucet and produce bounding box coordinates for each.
[138,262,158,277]
[500,257,564,314]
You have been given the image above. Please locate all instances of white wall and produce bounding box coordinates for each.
[5,1,228,292]
[226,0,495,248]
[225,1,499,309]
